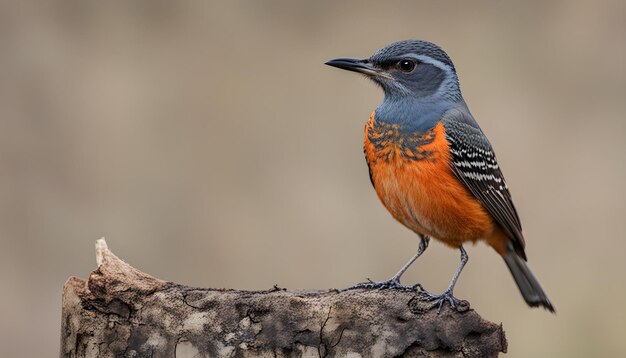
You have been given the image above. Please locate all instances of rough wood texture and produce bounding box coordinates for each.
[60,239,507,357]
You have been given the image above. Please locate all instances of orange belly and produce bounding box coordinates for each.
[364,113,495,247]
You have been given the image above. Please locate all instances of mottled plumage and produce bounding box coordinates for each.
[364,113,494,246]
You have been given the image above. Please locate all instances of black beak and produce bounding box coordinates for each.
[325,58,380,77]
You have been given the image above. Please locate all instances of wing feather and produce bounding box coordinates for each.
[441,107,526,259]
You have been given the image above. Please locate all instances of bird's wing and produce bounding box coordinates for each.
[363,144,375,188]
[441,106,526,259]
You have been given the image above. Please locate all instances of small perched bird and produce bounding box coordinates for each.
[326,40,554,312]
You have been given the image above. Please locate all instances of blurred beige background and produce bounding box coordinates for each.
[1,1,625,357]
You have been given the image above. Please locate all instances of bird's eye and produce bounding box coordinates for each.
[398,59,417,72]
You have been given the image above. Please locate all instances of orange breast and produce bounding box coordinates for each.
[364,112,495,247]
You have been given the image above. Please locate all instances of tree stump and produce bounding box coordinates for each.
[60,239,507,357]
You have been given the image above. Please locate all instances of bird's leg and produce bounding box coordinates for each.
[344,236,429,291]
[420,246,468,311]
[389,235,429,283]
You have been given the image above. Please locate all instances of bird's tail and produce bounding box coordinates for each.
[502,249,555,313]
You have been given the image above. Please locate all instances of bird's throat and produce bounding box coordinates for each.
[375,97,452,133]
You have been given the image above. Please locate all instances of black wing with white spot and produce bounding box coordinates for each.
[442,110,526,259]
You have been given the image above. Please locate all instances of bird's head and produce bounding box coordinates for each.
[326,40,461,102]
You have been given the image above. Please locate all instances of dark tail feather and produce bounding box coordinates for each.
[503,250,555,313]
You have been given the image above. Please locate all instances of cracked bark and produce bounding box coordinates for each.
[60,239,507,357]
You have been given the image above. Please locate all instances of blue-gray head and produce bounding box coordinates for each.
[326,40,463,130]
[326,40,460,101]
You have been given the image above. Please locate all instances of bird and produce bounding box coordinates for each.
[325,40,554,312]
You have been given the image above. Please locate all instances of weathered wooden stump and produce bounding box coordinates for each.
[60,239,507,357]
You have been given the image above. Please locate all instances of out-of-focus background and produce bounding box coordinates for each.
[1,1,625,356]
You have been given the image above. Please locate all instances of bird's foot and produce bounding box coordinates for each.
[342,278,423,292]
[419,290,469,313]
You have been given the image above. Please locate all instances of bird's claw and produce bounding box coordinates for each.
[419,290,468,313]
[342,278,423,292]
